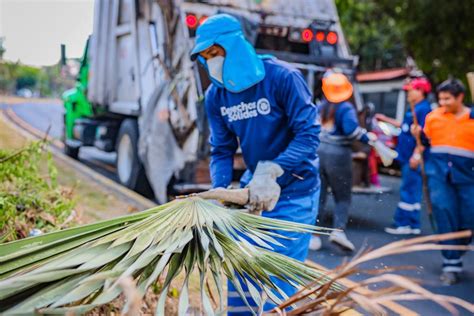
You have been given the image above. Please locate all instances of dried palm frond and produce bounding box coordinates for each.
[271,230,474,315]
[0,197,339,315]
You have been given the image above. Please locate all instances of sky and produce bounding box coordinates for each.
[0,0,94,66]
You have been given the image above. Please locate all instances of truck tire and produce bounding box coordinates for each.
[64,144,80,160]
[116,119,148,193]
[63,113,80,159]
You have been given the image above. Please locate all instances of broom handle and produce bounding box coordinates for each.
[409,102,434,222]
[197,188,250,206]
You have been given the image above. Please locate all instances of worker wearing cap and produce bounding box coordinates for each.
[377,77,432,235]
[190,14,320,313]
[415,79,474,285]
[309,72,374,253]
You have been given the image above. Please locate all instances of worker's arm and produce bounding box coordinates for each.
[339,104,370,144]
[375,113,401,128]
[205,88,238,188]
[411,123,431,148]
[271,69,320,171]
[408,106,431,168]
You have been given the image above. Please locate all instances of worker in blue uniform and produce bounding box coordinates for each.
[190,14,321,314]
[309,72,373,253]
[418,79,474,285]
[377,78,432,235]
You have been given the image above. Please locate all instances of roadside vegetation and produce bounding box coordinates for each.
[0,60,74,98]
[0,140,76,242]
[0,115,195,314]
[0,114,138,241]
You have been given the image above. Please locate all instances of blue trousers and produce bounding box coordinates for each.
[428,176,474,272]
[227,191,319,315]
[393,163,422,228]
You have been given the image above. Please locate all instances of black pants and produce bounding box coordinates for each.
[318,142,352,229]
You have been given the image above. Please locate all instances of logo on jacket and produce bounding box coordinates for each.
[220,98,271,122]
[256,98,271,115]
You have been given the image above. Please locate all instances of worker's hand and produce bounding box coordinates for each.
[409,153,421,170]
[366,132,378,145]
[410,124,422,138]
[374,113,388,122]
[246,161,284,212]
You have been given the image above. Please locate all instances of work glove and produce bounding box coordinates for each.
[367,132,398,167]
[246,161,284,212]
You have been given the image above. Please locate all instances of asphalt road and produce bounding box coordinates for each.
[4,101,474,315]
[4,102,119,182]
[311,174,474,315]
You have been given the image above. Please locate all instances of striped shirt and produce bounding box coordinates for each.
[319,101,369,146]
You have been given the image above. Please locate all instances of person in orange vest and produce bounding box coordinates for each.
[413,78,474,285]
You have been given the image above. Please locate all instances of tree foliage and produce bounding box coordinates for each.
[336,0,474,87]
[336,0,406,71]
[0,61,75,97]
[385,0,474,84]
[0,38,5,60]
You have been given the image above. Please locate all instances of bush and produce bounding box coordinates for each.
[0,141,76,242]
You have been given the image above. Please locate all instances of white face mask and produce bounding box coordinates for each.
[206,56,224,84]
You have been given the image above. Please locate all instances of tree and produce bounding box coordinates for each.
[336,0,474,90]
[382,0,474,85]
[0,38,5,60]
[335,0,406,71]
[15,64,40,90]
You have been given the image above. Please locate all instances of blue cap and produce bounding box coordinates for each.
[189,13,265,93]
[190,14,242,60]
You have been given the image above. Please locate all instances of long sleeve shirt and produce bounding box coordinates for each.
[319,101,369,146]
[396,99,432,164]
[205,58,321,198]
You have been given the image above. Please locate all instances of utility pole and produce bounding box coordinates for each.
[0,37,5,60]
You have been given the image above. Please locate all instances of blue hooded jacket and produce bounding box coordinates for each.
[191,14,321,198]
[191,14,265,93]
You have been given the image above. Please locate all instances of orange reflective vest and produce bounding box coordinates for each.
[423,106,474,184]
[424,107,474,158]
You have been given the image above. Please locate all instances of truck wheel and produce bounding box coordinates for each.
[116,119,148,193]
[64,144,79,160]
[63,113,80,159]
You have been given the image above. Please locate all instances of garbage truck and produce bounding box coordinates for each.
[62,0,362,203]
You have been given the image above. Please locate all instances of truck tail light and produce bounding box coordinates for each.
[326,31,338,45]
[185,14,198,29]
[301,29,314,42]
[315,31,325,42]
